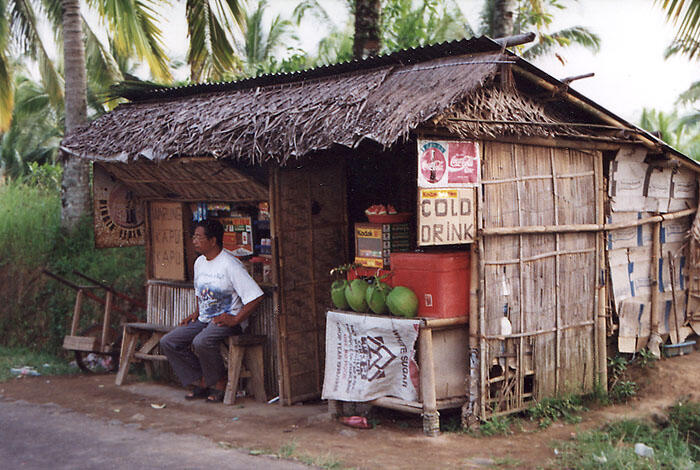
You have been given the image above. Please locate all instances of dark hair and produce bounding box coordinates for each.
[194,219,224,248]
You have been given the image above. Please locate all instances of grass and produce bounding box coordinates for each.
[548,412,700,469]
[527,394,585,429]
[278,440,346,469]
[0,345,78,382]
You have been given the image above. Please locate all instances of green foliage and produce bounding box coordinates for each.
[607,355,638,403]
[0,345,78,382]
[382,0,472,52]
[638,107,700,160]
[478,415,513,436]
[0,180,145,353]
[550,418,699,469]
[634,348,658,369]
[527,395,584,429]
[668,400,700,460]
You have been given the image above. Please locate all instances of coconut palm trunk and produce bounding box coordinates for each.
[60,0,90,230]
[492,0,515,38]
[353,0,381,59]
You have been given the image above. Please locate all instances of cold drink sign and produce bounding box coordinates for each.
[418,140,479,188]
[418,188,475,246]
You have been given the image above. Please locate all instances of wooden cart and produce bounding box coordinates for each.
[43,270,145,372]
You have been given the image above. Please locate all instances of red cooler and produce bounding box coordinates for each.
[390,251,470,318]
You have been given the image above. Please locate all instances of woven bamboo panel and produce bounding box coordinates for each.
[481,142,598,416]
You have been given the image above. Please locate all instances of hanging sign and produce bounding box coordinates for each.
[418,188,475,246]
[93,165,145,248]
[150,202,185,281]
[418,140,480,188]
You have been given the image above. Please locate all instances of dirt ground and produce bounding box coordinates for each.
[1,349,698,470]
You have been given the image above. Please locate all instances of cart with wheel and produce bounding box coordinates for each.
[43,270,145,372]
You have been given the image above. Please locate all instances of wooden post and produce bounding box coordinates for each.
[70,288,83,336]
[650,221,661,336]
[101,291,113,352]
[594,151,607,389]
[419,327,439,437]
[549,148,560,395]
[477,157,488,421]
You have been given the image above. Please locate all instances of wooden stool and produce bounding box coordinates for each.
[115,323,174,386]
[221,335,266,405]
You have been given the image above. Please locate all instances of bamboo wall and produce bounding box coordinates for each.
[146,280,279,398]
[480,142,598,416]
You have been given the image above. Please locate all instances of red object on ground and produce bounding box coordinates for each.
[339,416,371,429]
[390,251,470,318]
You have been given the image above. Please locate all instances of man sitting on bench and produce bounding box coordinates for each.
[160,219,263,402]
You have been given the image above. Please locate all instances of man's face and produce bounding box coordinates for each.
[192,226,216,254]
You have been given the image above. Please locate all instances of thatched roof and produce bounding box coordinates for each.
[63,47,508,164]
[61,36,699,169]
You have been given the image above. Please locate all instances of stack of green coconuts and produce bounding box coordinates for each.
[330,275,418,318]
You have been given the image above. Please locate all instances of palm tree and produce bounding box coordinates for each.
[354,0,381,58]
[382,0,473,52]
[237,0,299,76]
[479,0,601,60]
[1,73,62,180]
[638,108,700,160]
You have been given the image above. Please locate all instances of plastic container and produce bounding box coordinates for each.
[390,251,470,318]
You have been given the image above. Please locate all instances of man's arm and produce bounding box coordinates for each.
[212,294,264,327]
[179,303,200,326]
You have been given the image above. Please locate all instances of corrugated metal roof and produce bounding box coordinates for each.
[123,36,505,103]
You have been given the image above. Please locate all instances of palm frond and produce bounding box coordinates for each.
[665,36,700,59]
[8,0,63,107]
[677,79,700,104]
[186,0,243,82]
[292,0,334,25]
[656,0,700,59]
[83,15,124,91]
[0,51,13,132]
[522,26,600,60]
[87,0,172,82]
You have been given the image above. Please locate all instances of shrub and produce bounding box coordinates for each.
[0,180,145,353]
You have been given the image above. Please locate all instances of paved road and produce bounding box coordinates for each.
[0,399,313,470]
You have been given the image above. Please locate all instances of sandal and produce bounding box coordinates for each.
[206,388,225,403]
[185,386,209,400]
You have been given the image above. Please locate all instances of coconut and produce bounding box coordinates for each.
[365,282,390,314]
[345,278,369,312]
[331,280,349,310]
[386,286,418,317]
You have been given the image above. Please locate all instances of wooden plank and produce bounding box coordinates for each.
[63,335,98,351]
[70,289,83,336]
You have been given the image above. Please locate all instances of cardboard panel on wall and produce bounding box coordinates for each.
[609,146,697,213]
[417,140,480,188]
[417,188,475,246]
[150,201,186,281]
[93,165,145,248]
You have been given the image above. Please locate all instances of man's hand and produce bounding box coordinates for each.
[212,313,239,327]
[179,312,199,326]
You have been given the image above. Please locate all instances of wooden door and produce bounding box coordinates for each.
[273,160,348,404]
[480,142,600,417]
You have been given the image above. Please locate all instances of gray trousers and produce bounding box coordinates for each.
[159,320,241,388]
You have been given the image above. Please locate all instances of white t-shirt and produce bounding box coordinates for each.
[194,249,263,325]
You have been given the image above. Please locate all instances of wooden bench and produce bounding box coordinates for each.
[115,322,266,405]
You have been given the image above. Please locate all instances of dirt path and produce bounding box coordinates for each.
[1,350,698,469]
